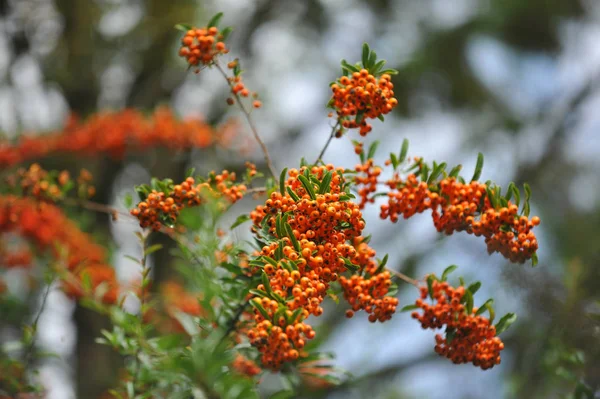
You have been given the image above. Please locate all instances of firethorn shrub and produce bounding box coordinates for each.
[0,12,540,399]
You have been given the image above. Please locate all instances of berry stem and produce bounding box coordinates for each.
[214,62,278,180]
[315,119,341,164]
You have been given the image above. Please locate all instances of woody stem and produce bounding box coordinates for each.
[214,62,278,180]
[315,119,341,164]
[387,268,419,287]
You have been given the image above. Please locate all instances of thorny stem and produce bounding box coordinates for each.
[214,62,278,180]
[387,268,419,287]
[315,119,341,164]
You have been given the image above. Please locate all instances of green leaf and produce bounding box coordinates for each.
[428,162,447,184]
[420,163,430,182]
[250,299,271,321]
[400,304,419,312]
[426,274,436,298]
[123,193,133,209]
[367,140,380,160]
[362,43,370,68]
[262,256,277,266]
[486,302,495,324]
[298,175,317,200]
[262,273,273,295]
[341,59,360,73]
[284,222,301,252]
[379,69,399,75]
[375,253,389,274]
[207,12,224,28]
[495,313,517,335]
[471,152,484,182]
[390,153,398,169]
[368,50,377,69]
[286,186,300,202]
[220,26,233,41]
[341,257,360,272]
[448,164,462,178]
[178,208,203,230]
[531,252,539,267]
[185,167,196,178]
[371,59,386,74]
[476,299,494,315]
[464,289,474,314]
[399,138,409,163]
[467,281,481,295]
[445,327,456,345]
[355,111,365,125]
[270,390,295,399]
[174,23,193,32]
[231,214,250,229]
[290,308,304,323]
[523,183,532,217]
[319,171,333,194]
[279,168,288,195]
[511,184,521,207]
[144,244,163,256]
[441,265,458,281]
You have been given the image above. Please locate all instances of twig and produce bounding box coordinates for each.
[23,275,55,370]
[219,300,249,346]
[386,268,419,287]
[315,119,341,164]
[214,62,277,180]
[62,197,133,221]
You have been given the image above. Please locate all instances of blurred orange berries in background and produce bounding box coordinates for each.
[0,108,222,168]
[0,195,118,303]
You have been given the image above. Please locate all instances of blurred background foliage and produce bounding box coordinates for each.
[0,0,599,398]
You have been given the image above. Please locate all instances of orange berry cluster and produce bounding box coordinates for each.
[131,172,247,231]
[0,108,221,168]
[330,70,397,136]
[339,239,398,322]
[246,165,397,370]
[179,26,229,70]
[353,159,382,209]
[5,164,95,202]
[379,174,540,263]
[232,354,261,377]
[0,195,118,303]
[411,280,504,370]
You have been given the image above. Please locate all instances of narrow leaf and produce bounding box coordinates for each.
[471,152,484,182]
[441,265,458,281]
[399,139,409,163]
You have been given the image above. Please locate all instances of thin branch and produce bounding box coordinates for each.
[62,197,132,221]
[315,119,341,164]
[219,300,249,346]
[387,268,420,287]
[23,275,55,370]
[214,62,277,180]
